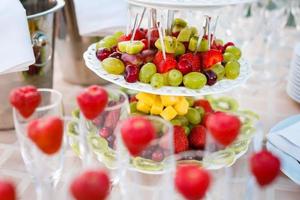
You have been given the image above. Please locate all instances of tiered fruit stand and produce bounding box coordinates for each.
[80,0,260,172]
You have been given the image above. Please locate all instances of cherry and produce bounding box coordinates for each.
[109,52,122,60]
[96,48,111,61]
[124,65,139,83]
[203,70,217,86]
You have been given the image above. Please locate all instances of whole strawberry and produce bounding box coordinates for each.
[9,85,41,118]
[121,117,155,156]
[70,169,110,200]
[250,150,281,186]
[174,126,189,153]
[77,85,108,120]
[175,164,211,200]
[189,125,206,150]
[27,116,63,155]
[206,112,241,146]
[0,180,16,200]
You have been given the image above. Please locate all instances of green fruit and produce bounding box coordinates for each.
[196,107,205,118]
[183,126,191,136]
[155,36,177,53]
[150,73,165,88]
[190,27,198,37]
[211,63,225,81]
[172,18,187,27]
[133,157,164,171]
[225,61,240,79]
[174,116,189,126]
[162,73,169,86]
[239,125,256,139]
[71,109,80,119]
[211,96,239,112]
[167,69,183,86]
[67,121,78,136]
[175,42,186,56]
[188,37,209,52]
[223,52,236,63]
[126,41,144,54]
[171,119,182,126]
[117,41,128,52]
[203,149,235,167]
[139,63,157,83]
[97,40,111,49]
[113,31,124,40]
[130,102,137,113]
[229,139,250,154]
[101,148,117,169]
[185,108,201,125]
[102,35,118,48]
[186,97,195,107]
[183,72,207,89]
[214,39,224,46]
[88,135,109,153]
[225,46,242,60]
[177,28,193,42]
[102,57,125,75]
[172,25,184,34]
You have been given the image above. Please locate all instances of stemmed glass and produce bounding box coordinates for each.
[116,115,175,200]
[12,88,66,200]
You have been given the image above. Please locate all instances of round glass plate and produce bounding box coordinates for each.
[83,43,252,97]
[127,0,258,10]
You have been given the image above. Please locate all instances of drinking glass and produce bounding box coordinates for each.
[116,115,175,200]
[12,88,65,200]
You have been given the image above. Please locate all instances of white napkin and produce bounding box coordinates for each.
[0,0,35,75]
[267,121,300,162]
[73,0,128,36]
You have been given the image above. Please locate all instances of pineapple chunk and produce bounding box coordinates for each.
[160,106,177,121]
[136,101,151,114]
[160,95,178,107]
[150,97,164,115]
[174,98,189,115]
[136,93,156,106]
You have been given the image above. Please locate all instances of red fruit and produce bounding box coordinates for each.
[250,150,281,187]
[129,96,138,103]
[0,180,16,200]
[141,39,148,50]
[133,28,146,40]
[147,28,159,48]
[118,35,131,42]
[201,112,212,127]
[179,53,201,72]
[153,51,174,67]
[27,116,63,155]
[177,59,192,75]
[96,48,111,61]
[189,125,206,150]
[157,57,177,73]
[140,49,157,63]
[124,65,139,83]
[109,52,122,60]
[174,126,189,153]
[151,149,164,162]
[206,112,241,146]
[77,85,108,120]
[175,164,211,200]
[223,42,235,53]
[70,169,110,200]
[9,85,41,118]
[193,99,213,113]
[202,50,223,69]
[104,108,120,129]
[121,117,156,156]
[99,127,112,138]
[121,53,143,66]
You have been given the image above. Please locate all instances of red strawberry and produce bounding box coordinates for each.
[175,164,211,200]
[174,126,189,153]
[193,99,213,113]
[157,57,177,73]
[132,28,146,40]
[223,42,235,53]
[0,180,16,200]
[147,28,159,48]
[202,50,223,69]
[118,35,131,42]
[77,85,108,120]
[189,125,206,150]
[201,112,212,127]
[141,39,148,50]
[179,53,201,72]
[177,59,192,75]
[250,150,281,187]
[9,85,41,118]
[206,112,241,146]
[153,51,174,67]
[70,169,110,200]
[121,117,155,156]
[129,96,138,103]
[27,116,63,155]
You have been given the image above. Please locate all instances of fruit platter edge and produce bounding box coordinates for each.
[83,43,252,97]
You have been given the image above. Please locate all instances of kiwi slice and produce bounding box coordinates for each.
[239,125,256,139]
[177,159,202,166]
[71,109,80,119]
[229,139,250,154]
[211,97,239,112]
[177,28,193,42]
[100,148,117,169]
[70,141,81,156]
[203,149,235,168]
[186,97,195,107]
[67,121,79,136]
[132,157,164,171]
[88,135,109,153]
[172,18,187,28]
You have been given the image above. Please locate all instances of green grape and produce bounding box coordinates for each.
[174,115,189,126]
[102,57,125,75]
[139,63,157,83]
[223,52,236,63]
[211,63,225,81]
[196,107,205,118]
[186,97,195,107]
[97,40,111,49]
[225,61,240,79]
[167,69,183,86]
[162,73,169,86]
[126,41,144,54]
[170,119,182,126]
[183,72,207,89]
[113,31,124,40]
[225,46,242,60]
[183,126,191,136]
[185,108,201,125]
[102,35,118,48]
[188,37,209,52]
[150,73,165,88]
[130,102,137,113]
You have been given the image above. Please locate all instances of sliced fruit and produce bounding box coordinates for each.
[136,92,156,106]
[136,101,151,114]
[160,106,177,121]
[177,28,193,42]
[160,95,178,106]
[210,96,239,112]
[174,97,189,115]
[202,49,223,69]
[155,36,177,53]
[132,157,164,171]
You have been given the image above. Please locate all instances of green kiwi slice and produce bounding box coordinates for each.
[229,139,250,154]
[210,97,239,112]
[132,157,164,172]
[203,149,235,168]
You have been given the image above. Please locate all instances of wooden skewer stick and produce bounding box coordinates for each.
[130,14,139,42]
[157,22,166,60]
[194,18,206,55]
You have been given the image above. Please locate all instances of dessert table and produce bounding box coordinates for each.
[1,49,300,199]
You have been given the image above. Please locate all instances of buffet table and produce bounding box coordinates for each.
[1,52,300,200]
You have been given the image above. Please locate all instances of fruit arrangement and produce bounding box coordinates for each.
[68,93,259,171]
[94,18,243,91]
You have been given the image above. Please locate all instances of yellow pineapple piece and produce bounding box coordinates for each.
[160,106,177,121]
[150,97,164,115]
[136,93,156,106]
[160,95,178,107]
[174,97,189,115]
[136,101,151,114]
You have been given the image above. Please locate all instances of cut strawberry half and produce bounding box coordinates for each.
[202,49,223,69]
[157,57,177,73]
[193,99,214,113]
[153,51,174,67]
[179,53,201,72]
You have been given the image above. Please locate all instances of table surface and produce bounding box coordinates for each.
[1,47,300,200]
